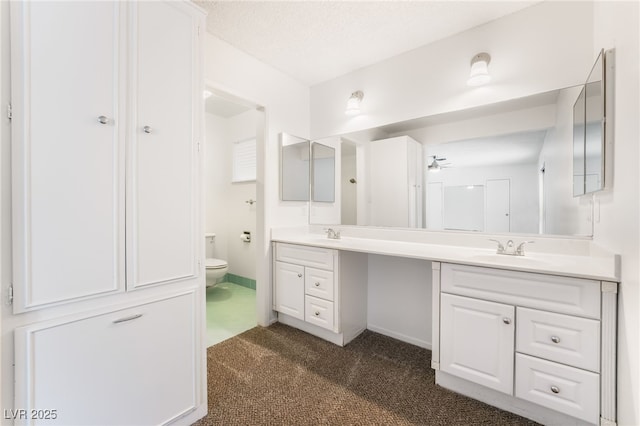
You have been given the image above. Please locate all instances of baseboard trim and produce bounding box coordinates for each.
[367,324,431,350]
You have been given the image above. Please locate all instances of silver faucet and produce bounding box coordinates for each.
[489,239,534,256]
[324,228,341,240]
[489,239,505,253]
[516,240,534,256]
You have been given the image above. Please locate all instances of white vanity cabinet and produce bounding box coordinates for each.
[272,242,367,346]
[14,292,199,426]
[433,262,617,425]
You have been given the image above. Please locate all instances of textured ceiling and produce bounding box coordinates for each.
[197,1,540,86]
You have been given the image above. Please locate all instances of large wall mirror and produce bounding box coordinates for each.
[310,85,596,237]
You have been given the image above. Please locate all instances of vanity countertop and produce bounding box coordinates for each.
[271,229,620,282]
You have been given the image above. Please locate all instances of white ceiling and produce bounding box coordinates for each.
[196,1,541,86]
[205,93,252,117]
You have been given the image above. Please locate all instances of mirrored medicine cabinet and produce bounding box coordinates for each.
[573,49,611,197]
[280,134,335,203]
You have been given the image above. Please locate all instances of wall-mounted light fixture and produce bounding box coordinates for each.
[467,52,491,86]
[345,90,364,115]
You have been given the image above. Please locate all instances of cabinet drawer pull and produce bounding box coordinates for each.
[143,125,152,134]
[550,386,560,394]
[550,335,561,344]
[113,313,143,324]
[502,317,511,324]
[297,273,303,278]
[314,311,320,316]
[97,115,109,124]
[314,282,320,287]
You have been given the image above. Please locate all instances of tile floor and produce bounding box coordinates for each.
[205,282,257,347]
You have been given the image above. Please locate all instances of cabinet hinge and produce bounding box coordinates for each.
[601,281,618,294]
[7,103,12,120]
[197,141,201,153]
[7,284,13,305]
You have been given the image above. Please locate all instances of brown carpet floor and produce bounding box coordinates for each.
[194,323,539,425]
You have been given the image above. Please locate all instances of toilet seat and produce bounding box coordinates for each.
[206,258,227,269]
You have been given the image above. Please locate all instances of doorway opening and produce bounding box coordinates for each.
[203,86,263,347]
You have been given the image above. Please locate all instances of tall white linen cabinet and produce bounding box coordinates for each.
[6,1,207,425]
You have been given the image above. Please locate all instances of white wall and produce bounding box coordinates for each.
[205,34,310,324]
[428,163,540,234]
[204,109,258,280]
[310,1,594,139]
[204,113,229,262]
[367,256,432,348]
[592,2,640,425]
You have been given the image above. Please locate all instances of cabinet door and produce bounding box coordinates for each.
[441,293,515,394]
[10,2,125,311]
[274,261,305,320]
[127,1,201,288]
[14,292,198,426]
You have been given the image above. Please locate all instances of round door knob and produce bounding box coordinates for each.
[315,282,320,287]
[297,273,302,278]
[550,336,561,344]
[550,386,560,394]
[502,318,511,325]
[314,311,320,316]
[98,115,109,124]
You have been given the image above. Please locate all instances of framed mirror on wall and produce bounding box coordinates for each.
[307,85,595,237]
[280,133,310,201]
[281,52,613,238]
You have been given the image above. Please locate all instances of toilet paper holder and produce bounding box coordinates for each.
[240,231,251,243]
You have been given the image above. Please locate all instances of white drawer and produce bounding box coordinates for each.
[305,267,334,301]
[515,353,599,424]
[441,263,601,319]
[517,307,600,372]
[305,295,335,331]
[276,243,334,270]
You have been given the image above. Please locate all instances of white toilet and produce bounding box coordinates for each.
[205,258,228,287]
[204,234,228,287]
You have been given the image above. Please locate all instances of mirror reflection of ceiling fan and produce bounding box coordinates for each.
[428,155,451,172]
